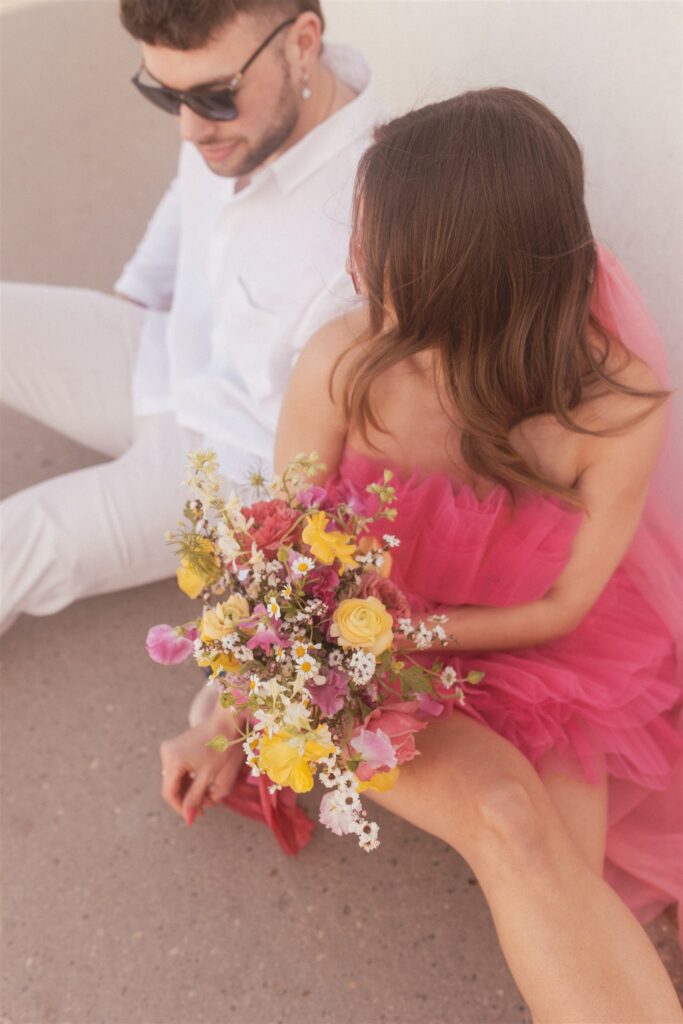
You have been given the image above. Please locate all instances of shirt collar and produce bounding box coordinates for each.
[250,44,384,197]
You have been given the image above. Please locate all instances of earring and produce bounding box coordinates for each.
[301,70,312,101]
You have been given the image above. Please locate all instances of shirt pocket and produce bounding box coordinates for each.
[211,275,292,406]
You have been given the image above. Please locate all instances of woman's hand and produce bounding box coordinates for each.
[159,704,244,825]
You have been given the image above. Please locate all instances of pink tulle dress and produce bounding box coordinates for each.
[221,246,682,939]
[337,446,682,938]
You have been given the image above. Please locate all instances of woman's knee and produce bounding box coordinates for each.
[446,774,558,875]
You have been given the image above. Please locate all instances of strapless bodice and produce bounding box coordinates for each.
[330,448,583,612]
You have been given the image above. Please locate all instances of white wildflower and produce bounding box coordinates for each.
[414,623,433,650]
[441,666,458,689]
[383,534,400,548]
[283,701,312,731]
[348,650,376,686]
[356,820,380,851]
[433,624,447,643]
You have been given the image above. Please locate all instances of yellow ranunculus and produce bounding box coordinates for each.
[176,538,218,598]
[301,512,358,571]
[258,728,334,794]
[356,767,400,793]
[201,594,250,641]
[330,596,394,656]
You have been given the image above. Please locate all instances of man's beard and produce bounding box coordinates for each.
[207,73,299,179]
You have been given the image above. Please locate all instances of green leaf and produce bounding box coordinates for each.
[398,665,432,693]
[467,670,485,685]
[206,734,230,753]
[219,691,235,709]
[277,545,289,563]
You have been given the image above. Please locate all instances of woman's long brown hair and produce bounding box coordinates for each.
[340,88,667,504]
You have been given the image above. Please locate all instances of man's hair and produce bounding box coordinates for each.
[120,1,325,50]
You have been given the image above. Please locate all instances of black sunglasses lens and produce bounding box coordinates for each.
[188,91,238,122]
[134,80,180,115]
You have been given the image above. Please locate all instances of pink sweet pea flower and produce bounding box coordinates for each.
[306,669,349,716]
[246,622,290,655]
[416,692,444,718]
[353,701,429,780]
[351,728,398,774]
[296,485,334,511]
[145,623,196,665]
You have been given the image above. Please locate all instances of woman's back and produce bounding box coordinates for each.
[331,305,651,504]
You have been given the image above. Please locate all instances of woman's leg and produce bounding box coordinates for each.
[366,712,682,1024]
[538,755,608,874]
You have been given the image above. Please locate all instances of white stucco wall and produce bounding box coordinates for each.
[324,1,682,379]
[2,0,681,377]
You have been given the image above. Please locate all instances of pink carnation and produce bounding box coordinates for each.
[240,499,300,556]
[308,565,340,611]
[358,574,412,621]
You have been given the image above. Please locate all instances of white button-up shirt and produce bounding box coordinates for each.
[115,44,382,481]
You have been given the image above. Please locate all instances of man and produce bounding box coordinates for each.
[0,1,381,640]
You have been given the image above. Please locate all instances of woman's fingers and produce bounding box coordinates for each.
[160,759,189,816]
[181,771,214,824]
[211,752,243,802]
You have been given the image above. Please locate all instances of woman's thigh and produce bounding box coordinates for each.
[365,710,570,866]
[538,754,608,876]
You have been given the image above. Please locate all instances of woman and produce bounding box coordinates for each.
[161,89,682,1020]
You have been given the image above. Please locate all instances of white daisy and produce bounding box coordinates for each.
[290,554,315,577]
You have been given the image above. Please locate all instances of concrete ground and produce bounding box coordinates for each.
[1,405,682,1024]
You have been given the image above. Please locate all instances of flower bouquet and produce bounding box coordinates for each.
[147,451,482,851]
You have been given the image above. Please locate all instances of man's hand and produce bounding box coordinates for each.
[159,705,244,825]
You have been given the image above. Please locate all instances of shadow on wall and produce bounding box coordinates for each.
[0,0,179,292]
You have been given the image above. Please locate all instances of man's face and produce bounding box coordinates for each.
[140,14,300,178]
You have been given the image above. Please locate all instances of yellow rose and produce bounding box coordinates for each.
[356,767,400,793]
[330,596,394,656]
[258,728,334,794]
[201,594,250,641]
[176,538,219,598]
[302,512,358,571]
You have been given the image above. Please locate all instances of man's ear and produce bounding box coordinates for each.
[286,11,323,72]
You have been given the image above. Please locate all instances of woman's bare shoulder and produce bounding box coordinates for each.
[303,303,368,357]
[578,332,666,433]
[295,303,369,394]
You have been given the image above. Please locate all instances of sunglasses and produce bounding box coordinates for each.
[132,17,296,122]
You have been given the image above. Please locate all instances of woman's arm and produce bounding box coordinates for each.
[275,311,360,480]
[423,389,669,652]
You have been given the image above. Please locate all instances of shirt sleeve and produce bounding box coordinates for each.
[114,175,180,311]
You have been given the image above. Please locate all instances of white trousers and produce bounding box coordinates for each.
[0,282,202,634]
